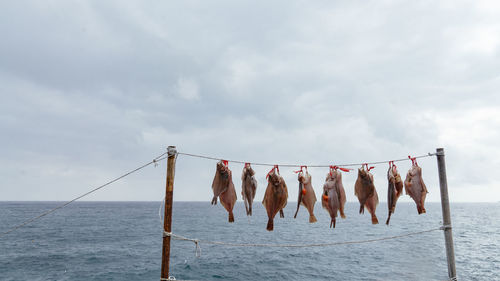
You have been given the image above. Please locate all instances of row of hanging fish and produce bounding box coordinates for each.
[210,157,428,231]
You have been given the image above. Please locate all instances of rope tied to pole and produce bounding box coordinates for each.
[163,227,442,257]
[164,232,202,258]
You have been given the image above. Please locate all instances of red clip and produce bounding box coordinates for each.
[332,165,351,172]
[221,160,229,167]
[294,165,307,174]
[408,156,418,166]
[244,162,251,168]
[266,165,279,179]
[363,163,375,171]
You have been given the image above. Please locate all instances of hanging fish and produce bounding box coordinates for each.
[293,167,317,223]
[262,166,288,231]
[386,162,403,225]
[354,164,379,224]
[322,167,347,228]
[211,160,237,222]
[404,157,428,214]
[241,163,257,216]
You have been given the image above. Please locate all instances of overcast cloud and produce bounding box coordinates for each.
[1,0,499,202]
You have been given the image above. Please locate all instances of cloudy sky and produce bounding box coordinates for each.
[1,0,499,202]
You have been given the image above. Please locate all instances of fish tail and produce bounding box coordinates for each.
[330,218,336,228]
[211,196,217,205]
[279,209,284,218]
[266,219,274,231]
[340,209,346,219]
[228,211,234,223]
[248,205,252,216]
[244,200,249,216]
[371,214,379,224]
[359,204,365,214]
[309,214,317,223]
[386,213,391,225]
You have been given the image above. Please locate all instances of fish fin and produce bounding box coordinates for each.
[359,204,364,214]
[371,215,379,224]
[340,207,346,219]
[309,215,317,223]
[330,218,336,228]
[279,209,285,218]
[228,212,234,223]
[244,199,249,216]
[211,196,217,205]
[266,219,274,231]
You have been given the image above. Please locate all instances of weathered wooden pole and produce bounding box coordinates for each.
[161,146,177,280]
[436,148,457,280]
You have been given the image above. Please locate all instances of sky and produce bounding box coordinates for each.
[1,0,499,202]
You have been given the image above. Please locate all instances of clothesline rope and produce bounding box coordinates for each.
[176,151,436,168]
[163,226,443,255]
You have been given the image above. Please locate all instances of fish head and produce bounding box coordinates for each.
[325,172,334,182]
[358,168,368,179]
[217,162,229,179]
[268,172,281,187]
[297,172,305,183]
[358,168,372,184]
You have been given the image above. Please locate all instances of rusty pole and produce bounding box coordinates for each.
[436,148,457,280]
[161,146,177,280]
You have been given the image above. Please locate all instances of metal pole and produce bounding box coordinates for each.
[436,148,457,280]
[161,146,177,280]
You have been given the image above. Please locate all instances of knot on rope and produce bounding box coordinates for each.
[167,146,177,157]
[440,224,452,231]
[164,231,202,258]
[160,276,177,281]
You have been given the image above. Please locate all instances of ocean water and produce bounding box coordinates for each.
[0,201,498,281]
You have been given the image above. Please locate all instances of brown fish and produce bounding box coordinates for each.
[293,168,317,223]
[322,168,347,228]
[404,158,428,214]
[262,166,288,231]
[241,163,257,216]
[386,162,403,225]
[211,160,237,222]
[354,165,379,224]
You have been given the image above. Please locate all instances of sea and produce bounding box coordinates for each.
[0,201,498,281]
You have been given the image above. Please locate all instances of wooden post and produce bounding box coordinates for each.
[161,146,177,280]
[436,148,457,280]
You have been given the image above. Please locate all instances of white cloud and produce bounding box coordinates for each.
[176,77,200,101]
